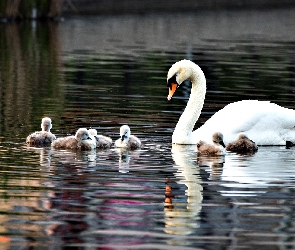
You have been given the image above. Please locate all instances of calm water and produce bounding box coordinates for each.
[0,8,295,249]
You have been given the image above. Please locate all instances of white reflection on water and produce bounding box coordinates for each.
[116,148,131,173]
[164,144,203,235]
[115,148,142,173]
[198,145,295,197]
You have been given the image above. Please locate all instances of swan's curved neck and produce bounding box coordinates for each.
[172,69,206,144]
[42,126,50,132]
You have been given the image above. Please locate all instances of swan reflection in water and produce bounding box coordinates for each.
[164,144,203,235]
[165,145,258,238]
[199,147,295,196]
[220,147,295,192]
[115,148,141,173]
[24,148,99,239]
[197,154,225,181]
[115,148,130,173]
[42,149,98,239]
[197,149,272,191]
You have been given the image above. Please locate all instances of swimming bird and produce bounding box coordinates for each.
[226,134,258,154]
[286,141,294,148]
[88,128,112,149]
[51,128,96,150]
[167,59,295,145]
[197,132,226,155]
[115,125,141,150]
[26,117,56,147]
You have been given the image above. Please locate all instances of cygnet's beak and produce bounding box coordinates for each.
[121,134,126,141]
[167,83,178,101]
[220,140,226,148]
[87,136,92,140]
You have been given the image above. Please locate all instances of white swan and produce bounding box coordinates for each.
[88,128,112,149]
[26,117,56,147]
[52,128,96,150]
[115,125,141,149]
[197,132,226,155]
[167,59,295,145]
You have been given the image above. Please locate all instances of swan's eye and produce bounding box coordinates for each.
[167,73,179,89]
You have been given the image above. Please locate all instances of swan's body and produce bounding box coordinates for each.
[197,132,226,155]
[88,128,112,149]
[115,125,141,150]
[226,134,258,154]
[26,117,56,147]
[52,128,95,150]
[167,59,295,145]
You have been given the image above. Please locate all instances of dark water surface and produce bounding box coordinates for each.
[0,8,295,249]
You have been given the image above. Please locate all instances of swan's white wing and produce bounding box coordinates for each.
[193,100,295,145]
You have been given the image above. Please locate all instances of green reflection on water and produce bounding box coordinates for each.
[1,20,295,144]
[0,22,65,142]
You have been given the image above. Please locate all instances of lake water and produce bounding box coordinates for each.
[0,8,295,249]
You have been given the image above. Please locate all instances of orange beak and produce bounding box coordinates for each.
[167,83,178,101]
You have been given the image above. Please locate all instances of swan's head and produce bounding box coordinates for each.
[88,128,99,142]
[197,140,206,149]
[167,59,204,101]
[88,128,97,137]
[237,134,256,145]
[237,134,249,140]
[75,128,92,142]
[120,125,131,143]
[212,132,225,148]
[41,117,52,132]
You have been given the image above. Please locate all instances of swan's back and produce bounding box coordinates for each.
[127,135,141,150]
[88,128,112,149]
[194,100,295,145]
[197,140,224,156]
[52,136,77,149]
[197,132,225,156]
[96,135,112,148]
[115,135,141,149]
[226,134,258,154]
[26,131,56,147]
[52,128,95,150]
[52,136,95,150]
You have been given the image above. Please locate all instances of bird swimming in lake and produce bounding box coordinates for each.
[51,128,96,150]
[88,128,112,149]
[167,59,295,145]
[115,125,141,150]
[226,134,258,154]
[197,132,226,156]
[26,117,56,147]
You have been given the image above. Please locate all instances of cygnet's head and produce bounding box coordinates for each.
[212,132,225,148]
[88,128,98,137]
[120,125,131,143]
[88,128,99,142]
[197,140,206,149]
[41,117,52,132]
[237,134,249,140]
[75,128,92,142]
[167,59,205,100]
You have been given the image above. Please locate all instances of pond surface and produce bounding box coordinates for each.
[0,8,295,249]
